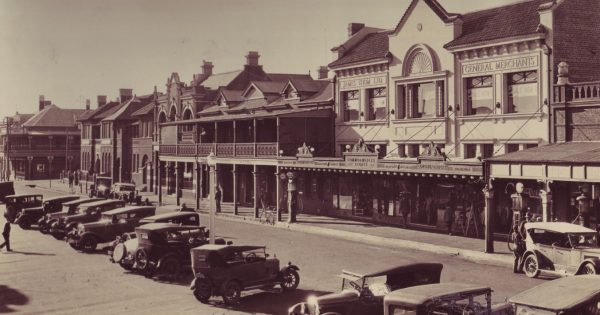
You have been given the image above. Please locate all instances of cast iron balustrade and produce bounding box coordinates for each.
[216,143,234,156]
[554,81,600,103]
[235,143,255,157]
[256,143,277,157]
[197,143,215,156]
[158,142,278,158]
[160,145,177,155]
[179,144,196,157]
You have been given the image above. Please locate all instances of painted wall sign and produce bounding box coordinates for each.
[339,75,387,91]
[462,56,538,75]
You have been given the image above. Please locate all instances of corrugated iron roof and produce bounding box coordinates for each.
[486,142,600,164]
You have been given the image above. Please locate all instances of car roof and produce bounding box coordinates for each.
[79,199,124,207]
[525,222,596,234]
[103,206,155,215]
[43,195,80,202]
[192,244,263,254]
[509,275,600,311]
[62,198,103,206]
[142,211,198,221]
[6,194,43,198]
[385,283,491,307]
[340,263,443,280]
[136,223,204,232]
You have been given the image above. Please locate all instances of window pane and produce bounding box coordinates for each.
[343,90,360,122]
[415,83,436,118]
[467,76,494,115]
[368,88,387,120]
[508,71,538,113]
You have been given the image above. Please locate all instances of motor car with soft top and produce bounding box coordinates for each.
[130,223,221,278]
[49,199,126,239]
[519,222,600,278]
[108,211,201,263]
[0,181,15,203]
[110,182,137,200]
[383,283,513,315]
[190,244,300,305]
[66,205,156,252]
[509,275,600,315]
[40,197,103,235]
[288,263,443,315]
[4,194,43,223]
[15,195,80,229]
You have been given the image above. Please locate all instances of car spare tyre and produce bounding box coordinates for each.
[112,243,126,263]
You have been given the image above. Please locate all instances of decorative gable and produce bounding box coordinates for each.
[283,83,299,99]
[243,85,264,100]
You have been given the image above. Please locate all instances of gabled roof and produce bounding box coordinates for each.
[131,102,155,117]
[200,70,244,90]
[102,94,154,121]
[23,105,86,128]
[220,89,244,103]
[252,81,287,94]
[328,31,391,68]
[444,0,551,48]
[296,81,333,105]
[10,113,34,125]
[393,0,460,35]
[77,101,121,122]
[266,73,313,82]
[287,77,325,94]
[94,102,126,120]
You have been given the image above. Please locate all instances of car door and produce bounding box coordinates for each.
[552,233,572,274]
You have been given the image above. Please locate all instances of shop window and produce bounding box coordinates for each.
[412,83,436,118]
[481,144,494,158]
[466,76,494,115]
[506,144,519,153]
[342,90,360,122]
[367,88,387,120]
[508,71,538,113]
[407,144,420,158]
[464,144,477,159]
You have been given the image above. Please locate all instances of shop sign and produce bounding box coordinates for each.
[339,75,387,91]
[345,155,378,168]
[462,56,538,75]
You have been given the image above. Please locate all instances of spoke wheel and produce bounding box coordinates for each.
[193,279,212,304]
[523,254,540,278]
[222,281,242,305]
[135,249,150,272]
[18,217,31,230]
[39,222,49,234]
[80,236,98,253]
[582,263,597,275]
[280,269,300,291]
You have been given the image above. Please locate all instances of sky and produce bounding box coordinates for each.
[0,0,524,118]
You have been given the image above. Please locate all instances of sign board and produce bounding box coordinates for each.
[462,55,538,75]
[339,75,387,91]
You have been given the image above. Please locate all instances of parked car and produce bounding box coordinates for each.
[49,199,126,239]
[108,211,201,261]
[519,222,600,278]
[288,263,443,315]
[66,205,156,252]
[14,195,80,229]
[190,245,300,305]
[91,176,112,198]
[110,183,136,201]
[4,194,43,223]
[130,223,222,278]
[39,197,103,235]
[0,181,15,203]
[383,283,513,315]
[509,275,600,314]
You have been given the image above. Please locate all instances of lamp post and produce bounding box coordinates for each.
[206,152,217,244]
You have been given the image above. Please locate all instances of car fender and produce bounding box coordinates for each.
[79,232,102,242]
[15,214,32,224]
[281,264,300,273]
[156,254,179,271]
[576,258,600,274]
[190,274,210,290]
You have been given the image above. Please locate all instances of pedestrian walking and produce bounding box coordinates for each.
[68,171,74,188]
[0,220,12,251]
[215,186,222,213]
[74,170,79,186]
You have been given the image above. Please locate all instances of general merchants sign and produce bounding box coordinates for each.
[462,56,538,75]
[339,75,387,91]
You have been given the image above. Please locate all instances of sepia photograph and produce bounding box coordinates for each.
[1,0,600,314]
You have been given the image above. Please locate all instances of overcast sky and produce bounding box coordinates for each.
[0,0,523,118]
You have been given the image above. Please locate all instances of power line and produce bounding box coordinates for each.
[383,113,446,158]
[493,106,544,155]
[445,108,497,157]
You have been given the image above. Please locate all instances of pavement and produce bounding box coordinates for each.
[24,179,514,268]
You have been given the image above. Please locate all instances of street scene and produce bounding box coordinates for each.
[2,0,600,314]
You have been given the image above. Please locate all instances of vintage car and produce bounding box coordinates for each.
[0,181,15,203]
[66,205,156,252]
[191,245,300,305]
[109,183,137,200]
[519,222,600,278]
[39,197,103,235]
[109,211,201,270]
[4,194,43,223]
[383,283,513,315]
[130,223,223,278]
[14,195,80,229]
[288,263,443,315]
[91,176,112,198]
[49,199,126,239]
[509,275,600,314]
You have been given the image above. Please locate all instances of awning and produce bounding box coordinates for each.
[486,142,600,182]
[161,107,331,126]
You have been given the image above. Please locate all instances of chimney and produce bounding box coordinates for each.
[202,60,213,76]
[119,88,133,103]
[246,51,260,67]
[347,23,365,37]
[318,66,329,79]
[85,99,90,110]
[39,95,45,111]
[97,95,107,107]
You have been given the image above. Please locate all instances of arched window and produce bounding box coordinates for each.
[169,105,177,121]
[408,51,433,75]
[182,109,194,131]
[158,111,167,124]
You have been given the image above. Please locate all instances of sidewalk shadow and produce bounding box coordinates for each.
[297,220,378,227]
[6,250,55,256]
[0,285,29,313]
[206,289,331,315]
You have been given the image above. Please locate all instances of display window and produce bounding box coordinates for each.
[466,76,494,115]
[342,90,360,122]
[367,87,387,120]
[508,71,538,113]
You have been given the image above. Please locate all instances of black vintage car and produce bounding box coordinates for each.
[190,245,300,305]
[0,181,15,203]
[109,211,201,270]
[4,194,43,223]
[288,263,443,315]
[15,195,80,229]
[131,223,224,279]
[39,197,103,235]
[49,199,126,239]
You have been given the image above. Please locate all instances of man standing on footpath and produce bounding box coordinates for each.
[0,219,11,251]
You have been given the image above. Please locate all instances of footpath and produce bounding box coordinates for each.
[22,179,514,268]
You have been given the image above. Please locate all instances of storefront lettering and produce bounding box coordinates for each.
[462,56,538,75]
[340,76,387,91]
[277,159,482,175]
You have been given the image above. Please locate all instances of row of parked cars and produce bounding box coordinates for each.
[3,190,301,306]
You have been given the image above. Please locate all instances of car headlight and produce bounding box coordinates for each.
[77,224,85,233]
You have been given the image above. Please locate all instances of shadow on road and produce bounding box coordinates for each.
[0,285,29,313]
[297,220,378,227]
[205,289,331,315]
[5,250,55,256]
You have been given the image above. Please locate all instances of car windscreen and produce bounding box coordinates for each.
[569,233,598,248]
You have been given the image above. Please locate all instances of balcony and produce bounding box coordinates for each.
[554,81,600,104]
[159,143,278,158]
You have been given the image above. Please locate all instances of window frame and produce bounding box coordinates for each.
[466,75,494,116]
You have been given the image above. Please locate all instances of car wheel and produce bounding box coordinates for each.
[523,253,540,278]
[39,222,49,234]
[119,262,134,271]
[18,217,32,230]
[222,281,242,305]
[69,242,81,250]
[112,243,126,263]
[80,236,98,253]
[581,263,597,275]
[52,232,65,240]
[193,279,212,304]
[159,257,181,280]
[280,269,300,291]
[135,248,149,271]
